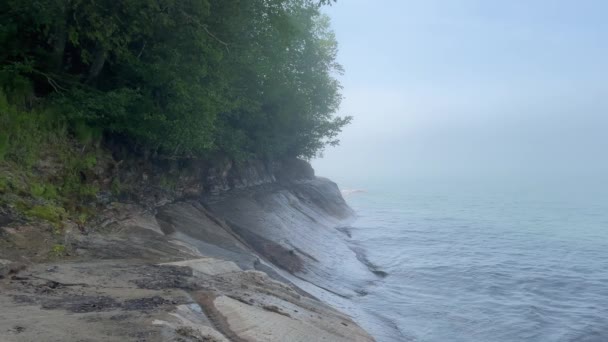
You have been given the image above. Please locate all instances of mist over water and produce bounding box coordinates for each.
[312,2,608,340]
[314,0,608,185]
[332,180,608,342]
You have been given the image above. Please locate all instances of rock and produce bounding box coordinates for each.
[0,213,13,227]
[161,258,241,276]
[0,259,10,279]
[0,159,379,341]
[213,295,371,342]
[0,260,26,280]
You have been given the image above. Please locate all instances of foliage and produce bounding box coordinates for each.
[0,88,103,227]
[0,133,7,161]
[0,89,57,166]
[50,244,67,257]
[110,178,122,196]
[0,0,349,160]
[0,176,7,193]
[25,204,66,227]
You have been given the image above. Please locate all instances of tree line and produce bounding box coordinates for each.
[0,0,349,160]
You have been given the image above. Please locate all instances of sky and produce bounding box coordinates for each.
[312,0,608,186]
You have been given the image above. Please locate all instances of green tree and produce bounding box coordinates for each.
[0,0,350,160]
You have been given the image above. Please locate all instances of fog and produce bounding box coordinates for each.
[313,0,608,186]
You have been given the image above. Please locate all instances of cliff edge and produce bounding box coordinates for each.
[0,158,376,341]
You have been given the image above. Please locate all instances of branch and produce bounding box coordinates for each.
[45,75,68,93]
[137,40,147,59]
[202,25,230,53]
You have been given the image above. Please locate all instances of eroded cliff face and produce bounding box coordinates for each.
[0,158,378,341]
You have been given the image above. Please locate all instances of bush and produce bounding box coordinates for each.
[0,133,7,161]
[0,0,350,160]
[50,244,67,257]
[25,205,66,227]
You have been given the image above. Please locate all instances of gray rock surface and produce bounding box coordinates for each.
[0,160,377,341]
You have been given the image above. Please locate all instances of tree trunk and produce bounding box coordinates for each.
[49,2,68,72]
[85,44,107,84]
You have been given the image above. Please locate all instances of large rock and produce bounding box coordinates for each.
[198,177,374,298]
[0,158,379,341]
[0,256,373,341]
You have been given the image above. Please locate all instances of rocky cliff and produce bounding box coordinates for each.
[0,158,378,341]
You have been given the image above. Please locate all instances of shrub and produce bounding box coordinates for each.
[25,204,66,227]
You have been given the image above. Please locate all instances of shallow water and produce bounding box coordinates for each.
[341,180,608,342]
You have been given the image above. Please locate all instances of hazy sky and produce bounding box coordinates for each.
[312,0,608,185]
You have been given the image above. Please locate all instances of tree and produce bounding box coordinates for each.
[0,0,350,160]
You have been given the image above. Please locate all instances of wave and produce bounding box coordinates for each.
[341,188,366,196]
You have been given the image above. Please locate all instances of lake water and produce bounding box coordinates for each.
[339,179,608,341]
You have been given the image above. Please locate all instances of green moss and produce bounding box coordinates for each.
[111,177,122,196]
[159,175,177,191]
[78,184,99,199]
[43,184,59,200]
[76,212,89,225]
[50,244,67,257]
[73,121,102,146]
[25,204,66,227]
[0,176,8,193]
[82,154,97,169]
[0,90,106,229]
[0,133,8,161]
[28,182,59,201]
[30,182,45,197]
[14,200,29,213]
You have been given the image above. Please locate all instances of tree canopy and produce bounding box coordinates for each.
[0,0,349,160]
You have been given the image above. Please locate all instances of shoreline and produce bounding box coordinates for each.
[1,160,379,341]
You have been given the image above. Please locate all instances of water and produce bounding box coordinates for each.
[340,179,608,342]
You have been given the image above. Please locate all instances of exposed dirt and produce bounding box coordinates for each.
[131,265,196,290]
[41,295,121,313]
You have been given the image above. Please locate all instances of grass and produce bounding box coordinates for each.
[76,212,89,225]
[0,176,8,193]
[0,88,107,233]
[29,182,59,200]
[25,205,66,227]
[50,244,67,257]
[111,177,122,196]
[0,133,8,161]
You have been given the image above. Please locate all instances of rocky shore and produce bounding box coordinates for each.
[0,159,378,341]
